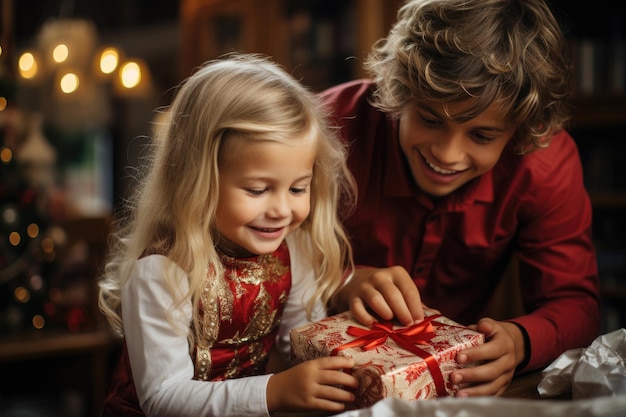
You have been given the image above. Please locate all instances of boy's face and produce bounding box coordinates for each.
[398,99,515,198]
[215,135,315,257]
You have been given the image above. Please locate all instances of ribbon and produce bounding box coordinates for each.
[331,314,448,397]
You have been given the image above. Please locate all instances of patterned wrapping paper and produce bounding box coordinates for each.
[290,310,485,409]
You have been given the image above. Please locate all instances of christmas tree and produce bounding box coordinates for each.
[0,10,97,334]
[0,61,61,333]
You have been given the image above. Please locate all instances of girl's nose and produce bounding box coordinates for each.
[267,193,290,218]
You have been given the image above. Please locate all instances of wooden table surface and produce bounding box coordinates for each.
[502,370,571,400]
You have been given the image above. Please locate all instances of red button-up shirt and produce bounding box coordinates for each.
[321,80,600,372]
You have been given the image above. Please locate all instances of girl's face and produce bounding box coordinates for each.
[215,135,316,257]
[399,99,516,198]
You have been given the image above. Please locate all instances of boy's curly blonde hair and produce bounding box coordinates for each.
[365,0,572,153]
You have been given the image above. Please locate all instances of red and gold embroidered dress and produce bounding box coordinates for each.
[103,242,293,416]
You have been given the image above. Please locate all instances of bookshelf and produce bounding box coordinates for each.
[179,0,403,91]
[551,0,626,333]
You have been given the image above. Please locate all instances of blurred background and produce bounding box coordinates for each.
[0,1,624,416]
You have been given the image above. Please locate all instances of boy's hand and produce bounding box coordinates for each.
[451,318,524,396]
[333,266,425,326]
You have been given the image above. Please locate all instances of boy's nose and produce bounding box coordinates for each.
[432,134,465,165]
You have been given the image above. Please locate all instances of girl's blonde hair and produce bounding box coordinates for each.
[365,0,572,153]
[98,53,356,341]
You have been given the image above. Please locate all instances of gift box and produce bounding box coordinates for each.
[290,310,484,408]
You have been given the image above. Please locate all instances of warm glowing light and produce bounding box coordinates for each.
[52,43,69,63]
[18,52,38,79]
[60,73,79,93]
[29,275,43,291]
[49,226,67,246]
[9,231,21,246]
[0,147,12,163]
[14,287,30,303]
[120,61,141,88]
[33,315,45,329]
[3,206,17,224]
[0,97,7,111]
[100,47,119,74]
[27,223,40,238]
[0,146,13,164]
[41,237,55,253]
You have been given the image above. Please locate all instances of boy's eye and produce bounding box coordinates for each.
[471,132,496,144]
[419,115,441,126]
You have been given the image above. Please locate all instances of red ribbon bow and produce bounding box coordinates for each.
[331,314,448,397]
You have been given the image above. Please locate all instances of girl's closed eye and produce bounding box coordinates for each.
[246,188,267,196]
[290,186,308,195]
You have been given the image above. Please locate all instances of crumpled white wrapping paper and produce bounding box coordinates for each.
[538,328,626,399]
[330,395,626,417]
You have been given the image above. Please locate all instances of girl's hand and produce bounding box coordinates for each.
[450,318,525,396]
[267,356,359,413]
[266,356,358,413]
[332,266,425,326]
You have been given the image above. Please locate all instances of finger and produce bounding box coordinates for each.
[474,317,497,336]
[389,275,424,324]
[366,286,401,322]
[457,339,501,364]
[315,355,355,370]
[350,296,377,326]
[311,358,359,389]
[379,285,415,325]
[454,362,513,397]
[316,369,359,390]
[307,389,354,412]
[316,389,355,406]
[454,356,504,382]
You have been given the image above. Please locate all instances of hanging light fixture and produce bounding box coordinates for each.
[15,10,152,132]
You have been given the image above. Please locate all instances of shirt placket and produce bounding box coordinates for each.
[413,212,443,286]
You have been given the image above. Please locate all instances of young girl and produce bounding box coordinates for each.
[98,53,359,417]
